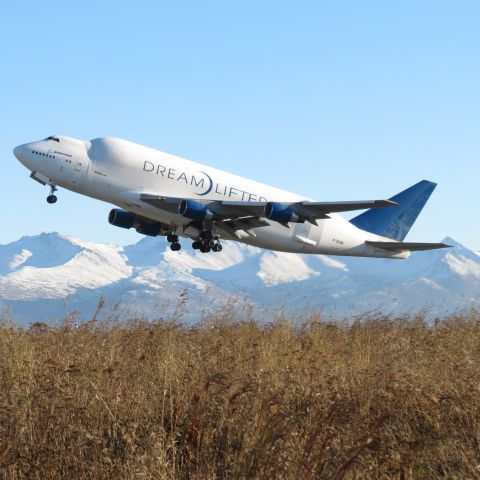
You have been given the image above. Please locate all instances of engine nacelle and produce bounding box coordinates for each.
[108,209,166,237]
[178,199,214,221]
[108,209,135,229]
[136,223,163,237]
[264,202,304,224]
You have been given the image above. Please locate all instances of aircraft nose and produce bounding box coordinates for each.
[13,145,21,160]
[13,144,23,160]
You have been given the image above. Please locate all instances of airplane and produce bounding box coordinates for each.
[13,135,450,259]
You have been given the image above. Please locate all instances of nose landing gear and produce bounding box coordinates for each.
[46,185,58,204]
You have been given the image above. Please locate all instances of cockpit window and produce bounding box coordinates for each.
[45,136,60,142]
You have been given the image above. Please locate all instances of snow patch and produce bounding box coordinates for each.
[8,249,33,270]
[258,252,319,286]
[418,277,444,290]
[316,255,348,271]
[444,253,480,279]
[0,242,132,300]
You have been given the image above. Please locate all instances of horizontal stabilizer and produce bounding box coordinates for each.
[366,241,452,251]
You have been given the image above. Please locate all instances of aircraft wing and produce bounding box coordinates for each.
[139,194,397,231]
[140,194,395,216]
[290,199,398,219]
[366,241,452,251]
[139,194,270,230]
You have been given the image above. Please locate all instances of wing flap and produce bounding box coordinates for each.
[140,193,183,213]
[208,200,266,217]
[366,241,452,251]
[223,217,270,231]
[294,199,398,219]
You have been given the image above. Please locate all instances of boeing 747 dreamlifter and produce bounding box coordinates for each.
[13,135,450,258]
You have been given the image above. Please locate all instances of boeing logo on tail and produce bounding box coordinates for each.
[13,135,451,257]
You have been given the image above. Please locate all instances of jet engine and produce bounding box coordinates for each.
[178,199,214,221]
[136,223,163,237]
[108,209,135,229]
[264,202,304,224]
[108,209,166,237]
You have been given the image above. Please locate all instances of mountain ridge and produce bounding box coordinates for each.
[0,232,478,325]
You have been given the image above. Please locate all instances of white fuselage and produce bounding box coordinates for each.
[13,135,409,259]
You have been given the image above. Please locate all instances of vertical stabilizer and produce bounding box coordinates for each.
[350,180,437,241]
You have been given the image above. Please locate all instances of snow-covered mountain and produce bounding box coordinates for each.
[0,233,478,325]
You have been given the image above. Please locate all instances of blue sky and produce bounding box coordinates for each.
[1,1,478,249]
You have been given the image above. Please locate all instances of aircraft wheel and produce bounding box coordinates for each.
[192,241,201,250]
[213,243,222,252]
[47,195,57,204]
[170,242,181,251]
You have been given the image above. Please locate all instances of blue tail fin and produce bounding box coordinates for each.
[349,180,437,241]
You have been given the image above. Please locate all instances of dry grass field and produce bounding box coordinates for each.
[1,302,480,479]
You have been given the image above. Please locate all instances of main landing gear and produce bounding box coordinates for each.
[167,234,181,251]
[166,230,223,254]
[46,185,58,204]
[192,231,222,253]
